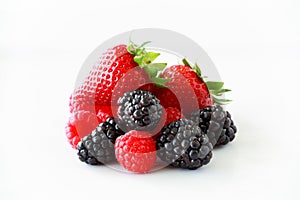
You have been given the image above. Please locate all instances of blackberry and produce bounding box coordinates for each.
[190,105,237,147]
[77,117,124,165]
[117,90,162,131]
[156,119,213,170]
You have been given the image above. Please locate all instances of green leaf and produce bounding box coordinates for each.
[193,65,202,78]
[182,58,191,67]
[148,63,167,72]
[210,90,223,96]
[146,52,160,63]
[206,81,224,91]
[218,88,232,93]
[144,65,157,77]
[133,55,143,66]
[152,77,169,84]
[127,45,135,54]
[213,97,232,105]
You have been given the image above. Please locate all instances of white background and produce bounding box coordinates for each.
[1,0,299,200]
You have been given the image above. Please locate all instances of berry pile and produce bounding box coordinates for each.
[66,40,238,173]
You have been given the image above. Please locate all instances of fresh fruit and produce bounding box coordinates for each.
[77,117,125,165]
[117,90,162,131]
[65,121,81,150]
[73,44,136,106]
[156,119,213,170]
[190,105,237,147]
[77,141,102,165]
[65,110,100,149]
[155,64,213,115]
[115,130,156,173]
[73,42,167,107]
[69,93,103,114]
[68,39,237,173]
[164,107,184,126]
[96,106,113,123]
[155,59,231,116]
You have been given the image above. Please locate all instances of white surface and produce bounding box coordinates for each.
[0,0,299,200]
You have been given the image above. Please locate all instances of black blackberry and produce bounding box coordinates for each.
[77,117,125,165]
[117,90,162,131]
[156,119,213,170]
[190,105,237,147]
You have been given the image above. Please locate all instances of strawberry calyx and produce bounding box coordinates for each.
[182,58,232,105]
[127,41,169,88]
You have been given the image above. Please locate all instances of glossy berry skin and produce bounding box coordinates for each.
[77,141,101,165]
[96,106,114,123]
[164,107,184,126]
[72,45,155,107]
[115,131,156,173]
[77,117,125,165]
[155,65,213,116]
[152,107,184,140]
[65,110,100,149]
[117,90,162,131]
[190,105,237,147]
[156,119,213,170]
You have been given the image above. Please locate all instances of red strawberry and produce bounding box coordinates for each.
[73,44,137,106]
[115,130,156,173]
[155,63,213,116]
[164,107,184,126]
[73,42,167,107]
[96,106,116,123]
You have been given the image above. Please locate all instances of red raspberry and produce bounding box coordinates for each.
[65,110,99,149]
[115,131,156,173]
[69,94,101,114]
[65,120,81,149]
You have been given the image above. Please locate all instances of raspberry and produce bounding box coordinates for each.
[65,110,100,149]
[69,93,100,114]
[115,131,156,173]
[65,121,81,149]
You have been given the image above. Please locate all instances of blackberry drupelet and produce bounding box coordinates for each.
[117,90,162,131]
[77,117,125,165]
[190,105,237,147]
[156,119,213,170]
[77,141,101,165]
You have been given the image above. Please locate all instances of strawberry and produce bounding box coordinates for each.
[155,59,230,116]
[72,42,168,108]
[164,107,184,126]
[154,66,211,115]
[96,106,117,123]
[155,59,231,116]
